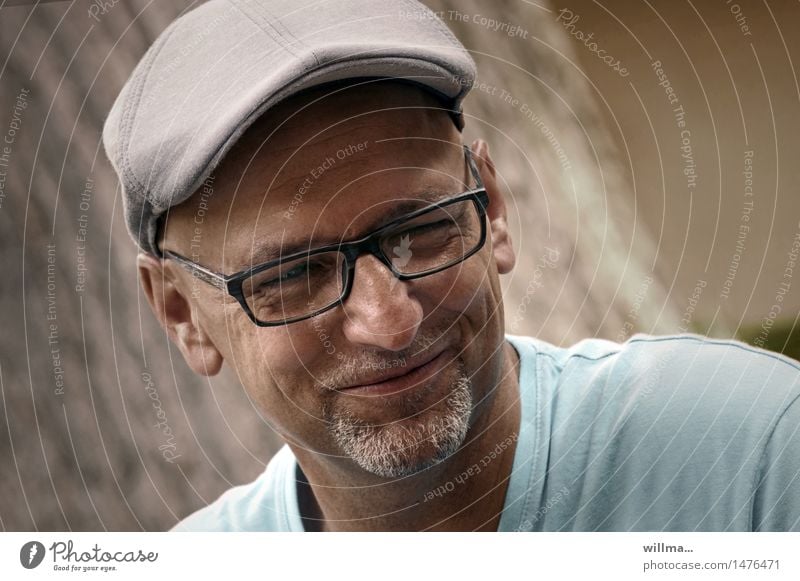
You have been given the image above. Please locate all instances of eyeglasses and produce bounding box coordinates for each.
[163,145,489,326]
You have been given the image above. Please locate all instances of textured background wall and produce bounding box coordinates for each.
[0,0,796,531]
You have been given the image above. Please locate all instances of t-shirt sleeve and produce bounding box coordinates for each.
[752,395,800,531]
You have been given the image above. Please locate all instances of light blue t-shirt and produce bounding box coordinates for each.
[172,333,800,531]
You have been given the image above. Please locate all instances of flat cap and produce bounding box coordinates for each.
[102,0,476,256]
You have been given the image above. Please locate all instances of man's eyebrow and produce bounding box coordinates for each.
[241,189,454,268]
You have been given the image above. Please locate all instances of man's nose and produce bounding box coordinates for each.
[339,253,423,351]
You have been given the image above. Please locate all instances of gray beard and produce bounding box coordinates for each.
[327,370,473,478]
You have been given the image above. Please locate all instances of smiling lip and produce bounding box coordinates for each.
[337,349,449,396]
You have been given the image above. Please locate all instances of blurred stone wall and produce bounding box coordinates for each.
[426,0,682,344]
[560,0,800,352]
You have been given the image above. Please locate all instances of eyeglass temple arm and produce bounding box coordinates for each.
[464,144,486,193]
[163,250,229,291]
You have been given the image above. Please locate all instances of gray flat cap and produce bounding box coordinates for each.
[102,0,477,257]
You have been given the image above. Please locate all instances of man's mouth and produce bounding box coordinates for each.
[336,349,449,396]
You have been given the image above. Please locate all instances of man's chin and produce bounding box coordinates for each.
[328,374,473,479]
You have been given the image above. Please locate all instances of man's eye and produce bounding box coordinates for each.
[399,218,455,237]
[260,258,333,289]
[412,219,452,233]
[263,262,310,287]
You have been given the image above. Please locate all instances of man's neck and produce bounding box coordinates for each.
[295,340,521,532]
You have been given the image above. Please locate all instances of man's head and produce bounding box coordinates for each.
[137,80,516,478]
[103,0,516,480]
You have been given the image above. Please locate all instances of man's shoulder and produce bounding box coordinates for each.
[511,331,800,386]
[507,332,800,530]
[509,331,800,438]
[170,444,299,532]
[618,333,800,405]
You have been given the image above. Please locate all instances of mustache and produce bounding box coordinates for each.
[314,330,450,390]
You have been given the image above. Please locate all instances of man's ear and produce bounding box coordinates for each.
[137,253,224,376]
[471,139,516,274]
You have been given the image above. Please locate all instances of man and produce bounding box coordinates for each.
[103,0,800,531]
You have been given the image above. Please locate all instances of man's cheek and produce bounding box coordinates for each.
[242,355,309,415]
[252,346,305,386]
[431,260,489,312]
[239,321,310,360]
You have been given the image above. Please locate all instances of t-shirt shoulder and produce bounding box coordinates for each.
[505,332,800,530]
[535,332,800,450]
[752,394,800,531]
[170,444,298,532]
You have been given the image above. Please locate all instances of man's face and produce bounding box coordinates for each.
[158,82,514,479]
